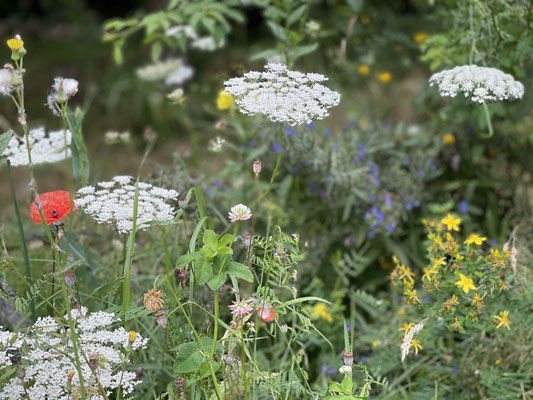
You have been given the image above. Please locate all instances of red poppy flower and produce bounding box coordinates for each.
[30,190,75,224]
[257,304,277,322]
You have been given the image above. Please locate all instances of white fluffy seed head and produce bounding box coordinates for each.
[4,127,71,167]
[75,176,179,234]
[400,321,424,362]
[0,68,14,96]
[429,65,524,103]
[224,63,341,126]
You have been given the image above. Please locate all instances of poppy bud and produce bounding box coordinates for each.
[342,350,353,366]
[64,270,76,288]
[253,160,262,175]
[279,322,288,333]
[88,354,99,370]
[155,310,167,329]
[15,365,25,379]
[175,377,186,394]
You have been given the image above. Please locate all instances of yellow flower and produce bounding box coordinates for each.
[398,265,415,282]
[472,293,484,306]
[216,90,233,110]
[310,303,333,323]
[495,359,501,365]
[377,71,392,83]
[398,322,414,335]
[455,274,476,294]
[372,340,379,347]
[7,37,23,51]
[442,133,455,145]
[128,331,137,343]
[441,214,461,231]
[494,310,510,330]
[422,267,438,282]
[397,307,406,316]
[464,233,487,246]
[410,339,422,354]
[451,316,462,329]
[414,32,430,44]
[358,64,370,76]
[433,257,446,268]
[360,15,371,24]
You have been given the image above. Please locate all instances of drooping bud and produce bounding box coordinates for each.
[174,267,187,288]
[15,365,25,379]
[88,354,99,370]
[64,270,76,288]
[342,350,353,366]
[253,160,262,175]
[155,310,167,329]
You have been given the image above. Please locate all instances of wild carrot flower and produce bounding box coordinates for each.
[494,310,511,330]
[136,58,193,85]
[401,321,424,361]
[257,303,277,322]
[216,90,233,110]
[144,289,164,312]
[228,204,252,222]
[5,127,72,166]
[464,233,486,246]
[429,65,524,103]
[30,190,75,225]
[455,274,476,294]
[75,176,179,234]
[224,63,340,126]
[229,298,254,318]
[441,213,461,231]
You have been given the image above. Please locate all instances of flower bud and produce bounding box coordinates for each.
[155,310,167,329]
[342,350,353,366]
[175,377,186,394]
[279,322,288,334]
[135,367,144,380]
[128,330,137,343]
[339,365,352,376]
[88,354,99,370]
[253,160,262,175]
[64,270,76,287]
[15,365,25,379]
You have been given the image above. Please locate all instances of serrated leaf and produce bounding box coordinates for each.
[226,262,253,282]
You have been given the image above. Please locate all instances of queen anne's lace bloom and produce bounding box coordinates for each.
[136,58,194,86]
[0,307,147,399]
[3,127,71,167]
[224,63,341,126]
[75,176,179,234]
[429,65,524,103]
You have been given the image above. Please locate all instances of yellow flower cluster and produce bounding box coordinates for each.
[216,90,233,110]
[310,303,333,323]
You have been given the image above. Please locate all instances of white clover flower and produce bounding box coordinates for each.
[224,63,341,126]
[400,321,424,362]
[339,365,352,376]
[75,176,179,234]
[228,204,252,222]
[0,68,14,96]
[429,65,524,103]
[0,309,147,399]
[3,127,71,167]
[164,64,195,86]
[47,77,79,116]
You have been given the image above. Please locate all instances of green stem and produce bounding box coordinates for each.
[253,127,284,209]
[480,102,494,138]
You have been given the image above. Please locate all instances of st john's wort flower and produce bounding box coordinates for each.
[224,63,340,126]
[30,190,75,225]
[75,176,179,234]
[47,77,78,116]
[228,204,252,222]
[429,65,524,103]
[229,298,254,318]
[4,127,71,166]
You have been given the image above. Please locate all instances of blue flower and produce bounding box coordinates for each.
[307,122,314,130]
[403,157,410,165]
[386,223,395,232]
[272,142,280,153]
[333,144,339,151]
[285,125,294,135]
[214,180,222,187]
[367,230,374,238]
[361,356,368,362]
[376,211,384,224]
[458,200,469,214]
[325,128,332,136]
[406,201,413,211]
[451,367,458,374]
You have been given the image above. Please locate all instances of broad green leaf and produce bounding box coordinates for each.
[292,42,318,58]
[173,342,205,374]
[202,230,219,252]
[226,262,253,282]
[218,234,234,248]
[196,257,213,285]
[0,130,13,157]
[176,252,202,268]
[207,273,227,291]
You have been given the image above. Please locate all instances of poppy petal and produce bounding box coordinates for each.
[30,190,75,224]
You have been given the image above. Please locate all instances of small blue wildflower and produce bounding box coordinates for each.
[376,211,384,224]
[422,295,431,303]
[303,161,310,167]
[406,201,413,211]
[373,177,380,185]
[418,169,425,176]
[371,206,378,214]
[403,157,410,165]
[205,187,211,195]
[386,223,395,232]
[130,280,135,288]
[458,200,469,214]
[333,144,339,151]
[325,128,332,136]
[285,125,294,135]
[308,183,317,191]
[214,180,222,187]
[354,157,361,164]
[385,193,392,207]
[346,322,352,331]
[361,356,368,362]
[248,140,257,147]
[367,230,374,238]
[369,195,377,202]
[414,200,420,207]
[291,167,299,174]
[489,238,498,247]
[307,123,314,129]
[272,142,280,153]
[451,367,458,374]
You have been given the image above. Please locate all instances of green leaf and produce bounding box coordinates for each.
[250,48,280,61]
[176,252,202,268]
[0,130,13,157]
[173,342,205,374]
[346,0,363,12]
[207,273,227,291]
[292,42,318,58]
[340,376,353,394]
[196,257,213,285]
[65,107,90,186]
[218,234,234,248]
[288,4,307,25]
[202,230,219,252]
[266,21,287,40]
[226,262,253,282]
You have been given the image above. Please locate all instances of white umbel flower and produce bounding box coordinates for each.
[75,176,179,234]
[228,204,252,222]
[429,65,524,103]
[400,321,424,362]
[136,58,194,86]
[165,25,198,40]
[191,36,226,51]
[164,64,195,86]
[4,127,71,167]
[0,308,147,399]
[224,63,341,126]
[0,68,14,96]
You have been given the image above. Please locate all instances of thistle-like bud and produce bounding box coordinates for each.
[88,354,99,371]
[175,377,186,394]
[342,350,353,366]
[279,322,288,334]
[155,310,167,329]
[64,270,76,288]
[174,267,187,288]
[253,160,262,175]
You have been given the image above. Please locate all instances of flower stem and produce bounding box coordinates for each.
[480,102,494,138]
